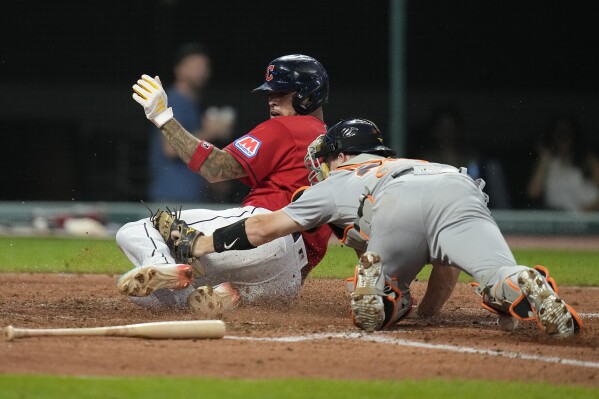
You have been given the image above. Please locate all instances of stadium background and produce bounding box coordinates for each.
[1,2,598,395]
[1,0,597,210]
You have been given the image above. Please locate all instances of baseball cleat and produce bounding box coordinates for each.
[351,252,386,332]
[187,282,240,315]
[117,264,193,297]
[517,268,581,336]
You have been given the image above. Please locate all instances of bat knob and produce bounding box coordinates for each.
[4,326,15,342]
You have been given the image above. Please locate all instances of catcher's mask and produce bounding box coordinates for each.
[304,134,330,185]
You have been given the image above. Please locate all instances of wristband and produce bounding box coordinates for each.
[188,141,214,172]
[152,107,174,128]
[213,218,256,253]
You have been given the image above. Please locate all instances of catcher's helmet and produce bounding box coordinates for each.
[317,119,396,159]
[253,54,329,115]
[304,119,395,184]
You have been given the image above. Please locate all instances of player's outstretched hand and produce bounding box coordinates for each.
[132,74,174,128]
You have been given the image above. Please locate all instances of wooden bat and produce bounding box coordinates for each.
[3,320,225,341]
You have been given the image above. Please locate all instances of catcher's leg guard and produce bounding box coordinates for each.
[472,268,524,331]
[187,282,240,316]
[116,264,193,297]
[475,265,582,336]
[380,277,414,329]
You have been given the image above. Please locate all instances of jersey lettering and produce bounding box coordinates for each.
[265,65,275,81]
[234,135,262,158]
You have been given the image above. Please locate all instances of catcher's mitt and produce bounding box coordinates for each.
[149,206,204,265]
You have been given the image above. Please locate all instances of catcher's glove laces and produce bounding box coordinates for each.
[141,202,204,265]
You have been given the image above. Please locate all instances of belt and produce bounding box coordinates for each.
[391,165,460,179]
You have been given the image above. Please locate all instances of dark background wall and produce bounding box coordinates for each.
[1,0,597,207]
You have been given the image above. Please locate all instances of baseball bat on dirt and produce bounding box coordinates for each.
[3,320,225,341]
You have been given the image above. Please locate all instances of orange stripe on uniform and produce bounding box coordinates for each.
[340,224,355,244]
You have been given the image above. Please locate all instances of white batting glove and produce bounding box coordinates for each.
[132,74,174,128]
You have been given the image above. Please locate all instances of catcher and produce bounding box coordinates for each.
[180,118,583,336]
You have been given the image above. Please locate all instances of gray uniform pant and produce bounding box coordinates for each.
[367,171,528,301]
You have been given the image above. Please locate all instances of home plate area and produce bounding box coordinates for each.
[0,274,597,386]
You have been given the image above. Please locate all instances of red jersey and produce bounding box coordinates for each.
[224,115,332,269]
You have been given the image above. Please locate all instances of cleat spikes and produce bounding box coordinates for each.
[116,264,193,297]
[517,268,578,337]
[351,252,385,332]
[187,282,240,314]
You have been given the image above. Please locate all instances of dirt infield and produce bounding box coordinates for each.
[0,273,598,386]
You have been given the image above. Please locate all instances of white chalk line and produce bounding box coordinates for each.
[225,332,599,369]
[467,309,599,319]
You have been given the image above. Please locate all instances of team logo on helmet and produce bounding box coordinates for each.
[265,65,275,82]
[341,127,358,137]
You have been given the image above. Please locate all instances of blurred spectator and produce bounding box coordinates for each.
[148,42,235,203]
[419,105,511,209]
[527,114,599,211]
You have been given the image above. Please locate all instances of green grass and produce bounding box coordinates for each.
[0,375,596,399]
[1,238,597,395]
[0,236,129,274]
[312,244,599,286]
[0,237,598,285]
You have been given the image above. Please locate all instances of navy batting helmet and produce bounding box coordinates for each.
[253,54,329,115]
[317,119,396,159]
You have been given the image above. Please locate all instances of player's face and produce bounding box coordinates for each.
[268,92,297,118]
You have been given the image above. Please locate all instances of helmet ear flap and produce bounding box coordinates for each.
[292,93,311,115]
[292,79,327,115]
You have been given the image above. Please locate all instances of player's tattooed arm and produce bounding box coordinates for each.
[200,149,247,183]
[159,119,200,163]
[160,119,247,182]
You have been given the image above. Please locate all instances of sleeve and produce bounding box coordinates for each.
[223,119,293,187]
[282,180,339,230]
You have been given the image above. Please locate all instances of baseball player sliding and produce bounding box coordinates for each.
[179,119,582,336]
[117,55,333,310]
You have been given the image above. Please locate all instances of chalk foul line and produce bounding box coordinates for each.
[225,332,599,369]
